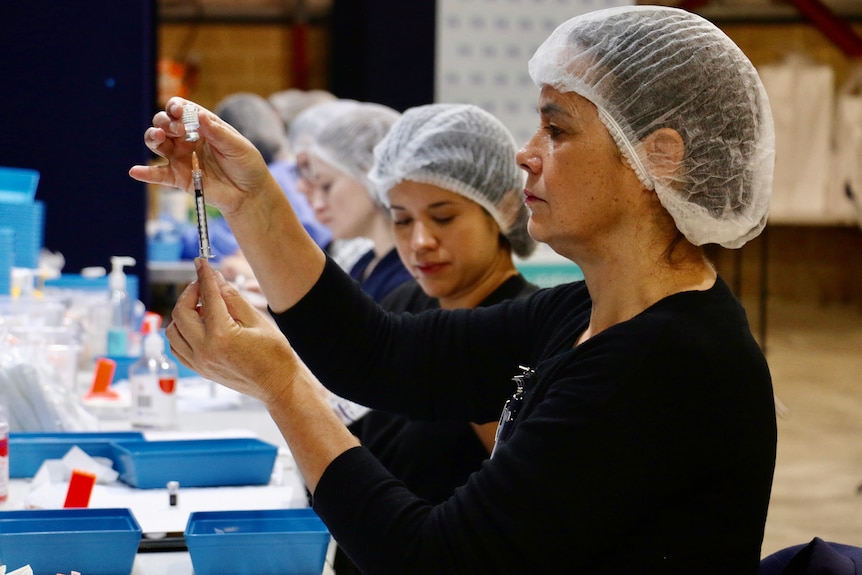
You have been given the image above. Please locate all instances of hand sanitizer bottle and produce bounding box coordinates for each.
[107,256,136,357]
[129,313,178,429]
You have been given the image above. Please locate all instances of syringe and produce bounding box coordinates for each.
[191,151,213,259]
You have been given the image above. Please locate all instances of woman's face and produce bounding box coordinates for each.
[388,181,510,308]
[294,151,314,202]
[516,85,641,261]
[308,156,377,240]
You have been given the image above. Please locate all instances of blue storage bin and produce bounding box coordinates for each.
[147,236,183,262]
[111,437,278,489]
[0,507,142,575]
[0,199,43,268]
[185,508,330,575]
[8,431,145,478]
[0,166,39,203]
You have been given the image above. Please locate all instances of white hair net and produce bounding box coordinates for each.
[369,103,536,258]
[268,89,336,130]
[215,93,285,164]
[309,102,401,194]
[528,6,775,248]
[286,99,360,157]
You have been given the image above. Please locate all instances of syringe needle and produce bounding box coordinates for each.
[192,151,213,259]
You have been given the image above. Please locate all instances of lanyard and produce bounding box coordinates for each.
[490,365,534,459]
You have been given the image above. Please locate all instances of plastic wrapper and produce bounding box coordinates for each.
[0,327,98,432]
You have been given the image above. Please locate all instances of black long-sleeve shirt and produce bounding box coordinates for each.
[349,275,539,505]
[273,258,776,574]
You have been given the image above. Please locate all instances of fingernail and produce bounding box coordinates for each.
[194,258,202,271]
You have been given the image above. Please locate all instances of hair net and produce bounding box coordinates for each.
[286,99,360,157]
[369,103,536,258]
[215,92,285,164]
[309,102,401,194]
[268,89,336,131]
[528,6,775,249]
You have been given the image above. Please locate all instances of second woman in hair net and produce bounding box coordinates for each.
[135,5,777,573]
[327,102,539,575]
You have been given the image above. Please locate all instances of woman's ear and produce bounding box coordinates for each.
[643,128,684,180]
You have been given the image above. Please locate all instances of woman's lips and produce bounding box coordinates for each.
[416,262,447,275]
[524,190,542,204]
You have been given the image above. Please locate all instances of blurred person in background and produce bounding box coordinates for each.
[286,98,372,271]
[305,102,412,303]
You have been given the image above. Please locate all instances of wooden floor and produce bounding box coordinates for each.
[759,298,862,557]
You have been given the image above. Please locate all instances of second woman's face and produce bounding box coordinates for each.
[308,156,377,240]
[388,182,508,306]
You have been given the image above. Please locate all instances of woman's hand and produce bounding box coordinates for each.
[166,257,297,406]
[168,258,362,492]
[128,97,272,217]
[131,97,328,315]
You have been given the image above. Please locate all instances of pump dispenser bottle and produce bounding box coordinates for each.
[107,256,136,356]
[129,313,178,429]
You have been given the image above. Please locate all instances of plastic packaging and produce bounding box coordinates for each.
[106,256,136,357]
[129,313,177,429]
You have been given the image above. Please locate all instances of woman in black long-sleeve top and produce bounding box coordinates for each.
[135,6,777,573]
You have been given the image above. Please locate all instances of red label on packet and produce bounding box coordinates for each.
[0,436,7,457]
[159,377,176,393]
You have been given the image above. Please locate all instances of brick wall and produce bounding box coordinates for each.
[158,22,330,110]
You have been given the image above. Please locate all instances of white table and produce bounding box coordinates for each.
[4,377,335,574]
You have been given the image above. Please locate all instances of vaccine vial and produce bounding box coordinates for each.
[167,480,180,506]
[182,105,200,142]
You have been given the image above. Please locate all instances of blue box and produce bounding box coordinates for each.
[0,166,39,203]
[9,431,145,478]
[185,508,330,575]
[147,236,183,262]
[0,199,44,268]
[0,508,142,575]
[111,438,279,489]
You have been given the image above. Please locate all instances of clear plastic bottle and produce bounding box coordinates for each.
[129,314,178,429]
[107,256,136,356]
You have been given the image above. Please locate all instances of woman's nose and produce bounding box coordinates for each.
[411,221,437,250]
[516,138,541,175]
[309,188,326,212]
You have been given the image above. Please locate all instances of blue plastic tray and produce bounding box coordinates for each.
[111,437,278,489]
[9,431,145,478]
[185,508,330,575]
[0,507,141,575]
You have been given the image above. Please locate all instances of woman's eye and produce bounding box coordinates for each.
[543,125,563,138]
[433,216,455,225]
[393,218,412,227]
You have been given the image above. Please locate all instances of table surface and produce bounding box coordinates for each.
[3,377,335,575]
